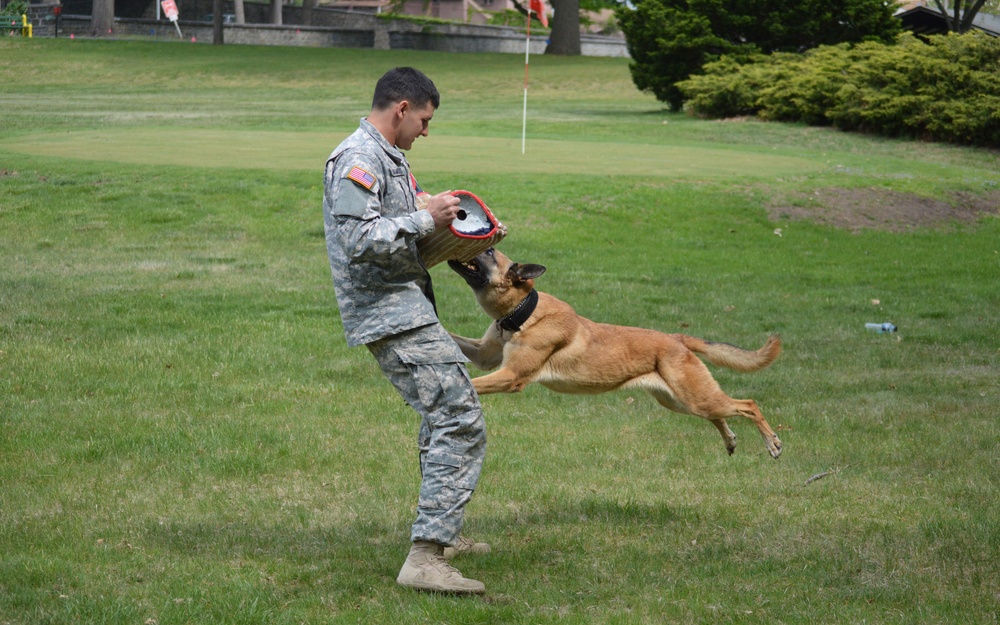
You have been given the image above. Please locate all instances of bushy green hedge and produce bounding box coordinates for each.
[1,0,29,15]
[616,0,899,112]
[678,32,1000,148]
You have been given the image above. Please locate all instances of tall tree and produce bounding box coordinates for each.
[303,0,318,26]
[547,0,581,55]
[617,0,900,109]
[512,0,579,55]
[271,0,282,25]
[617,5,730,109]
[213,0,225,44]
[91,0,114,35]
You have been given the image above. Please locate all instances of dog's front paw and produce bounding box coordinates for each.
[767,436,782,459]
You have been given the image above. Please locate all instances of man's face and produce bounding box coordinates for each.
[396,101,435,151]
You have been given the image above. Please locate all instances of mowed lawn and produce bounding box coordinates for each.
[1,38,999,625]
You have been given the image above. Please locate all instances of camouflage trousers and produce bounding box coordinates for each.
[366,323,486,547]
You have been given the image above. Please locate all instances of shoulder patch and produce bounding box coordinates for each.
[347,166,377,190]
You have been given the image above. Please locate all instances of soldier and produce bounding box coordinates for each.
[322,67,489,595]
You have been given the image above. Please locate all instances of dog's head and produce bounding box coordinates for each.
[448,248,545,317]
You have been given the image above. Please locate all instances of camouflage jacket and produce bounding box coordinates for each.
[323,118,439,347]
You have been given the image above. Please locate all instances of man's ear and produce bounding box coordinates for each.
[394,99,410,119]
[509,263,546,284]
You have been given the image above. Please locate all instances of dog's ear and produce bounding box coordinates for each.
[509,263,546,284]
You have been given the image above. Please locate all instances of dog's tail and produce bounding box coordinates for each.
[681,334,782,372]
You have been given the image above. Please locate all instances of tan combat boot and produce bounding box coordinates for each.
[443,536,492,560]
[397,540,486,595]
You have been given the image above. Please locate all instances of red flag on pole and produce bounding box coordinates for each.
[530,0,548,27]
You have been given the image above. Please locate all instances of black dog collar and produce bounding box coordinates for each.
[496,289,538,334]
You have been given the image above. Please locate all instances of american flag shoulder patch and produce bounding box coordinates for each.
[347,166,376,190]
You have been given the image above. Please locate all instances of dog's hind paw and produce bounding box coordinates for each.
[767,437,783,459]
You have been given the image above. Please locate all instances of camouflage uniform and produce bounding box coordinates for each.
[323,118,486,547]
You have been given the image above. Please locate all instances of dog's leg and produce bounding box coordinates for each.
[711,419,737,456]
[694,397,780,458]
[652,391,739,456]
[469,368,530,394]
[731,399,782,459]
[468,338,555,395]
[657,355,782,458]
[449,331,504,371]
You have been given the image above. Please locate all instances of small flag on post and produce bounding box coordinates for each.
[530,0,548,27]
[161,0,184,38]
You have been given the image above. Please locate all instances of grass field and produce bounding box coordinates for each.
[2,38,999,624]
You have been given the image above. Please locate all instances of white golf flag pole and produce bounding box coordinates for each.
[521,0,548,154]
[521,10,532,155]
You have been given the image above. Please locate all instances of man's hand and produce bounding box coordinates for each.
[424,191,462,230]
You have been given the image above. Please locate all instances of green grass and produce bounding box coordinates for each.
[2,38,999,624]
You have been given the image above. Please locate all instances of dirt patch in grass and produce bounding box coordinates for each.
[767,188,1000,232]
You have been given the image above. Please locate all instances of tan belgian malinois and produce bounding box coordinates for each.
[447,248,783,458]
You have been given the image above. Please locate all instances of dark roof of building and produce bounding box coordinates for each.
[896,5,1000,38]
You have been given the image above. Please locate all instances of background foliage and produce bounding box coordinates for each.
[1,0,29,16]
[616,0,900,109]
[679,32,1000,148]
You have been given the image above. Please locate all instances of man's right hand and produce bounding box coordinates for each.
[424,191,463,230]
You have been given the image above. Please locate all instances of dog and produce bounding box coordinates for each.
[447,248,783,458]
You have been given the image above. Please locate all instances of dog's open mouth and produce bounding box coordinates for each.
[448,254,490,288]
[448,257,482,277]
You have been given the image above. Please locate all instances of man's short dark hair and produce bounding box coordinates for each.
[372,67,440,111]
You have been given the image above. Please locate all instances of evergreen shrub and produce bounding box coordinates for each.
[678,32,1000,147]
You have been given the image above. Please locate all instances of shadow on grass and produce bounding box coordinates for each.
[142,494,705,567]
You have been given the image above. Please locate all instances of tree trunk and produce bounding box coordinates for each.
[213,0,224,44]
[932,0,957,30]
[960,0,990,32]
[933,0,989,32]
[271,0,282,25]
[302,0,318,26]
[234,0,245,24]
[545,0,580,55]
[91,0,114,36]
